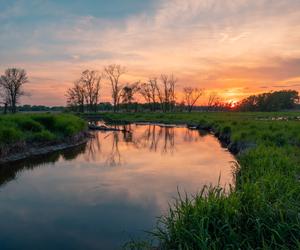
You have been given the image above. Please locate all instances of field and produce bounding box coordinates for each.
[0,113,86,158]
[99,112,300,249]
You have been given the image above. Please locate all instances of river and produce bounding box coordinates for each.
[0,123,235,250]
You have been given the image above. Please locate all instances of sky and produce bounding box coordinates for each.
[0,0,300,106]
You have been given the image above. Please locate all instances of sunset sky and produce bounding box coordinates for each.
[0,0,300,106]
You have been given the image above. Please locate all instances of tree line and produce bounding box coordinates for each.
[66,64,222,113]
[66,66,300,112]
[1,66,299,113]
[235,90,299,111]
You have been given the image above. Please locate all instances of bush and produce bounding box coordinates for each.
[0,113,86,146]
[31,114,56,130]
[17,118,43,132]
[52,115,86,137]
[0,127,22,144]
[222,126,231,134]
[29,130,56,142]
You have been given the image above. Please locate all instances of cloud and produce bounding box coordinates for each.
[1,0,300,105]
[272,83,300,88]
[217,57,300,82]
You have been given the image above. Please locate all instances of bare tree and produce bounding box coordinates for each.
[139,78,157,111]
[207,92,221,111]
[139,82,152,105]
[155,79,164,112]
[104,64,126,112]
[183,87,204,112]
[121,82,140,111]
[66,80,85,112]
[156,74,177,112]
[80,70,102,112]
[0,68,28,113]
[66,70,102,112]
[148,78,158,110]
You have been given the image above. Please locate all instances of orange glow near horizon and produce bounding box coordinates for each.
[1,0,300,106]
[229,101,238,109]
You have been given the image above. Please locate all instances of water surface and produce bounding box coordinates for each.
[0,123,235,250]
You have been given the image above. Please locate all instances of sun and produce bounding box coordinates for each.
[228,100,238,108]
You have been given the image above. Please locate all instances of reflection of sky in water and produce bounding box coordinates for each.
[0,124,235,250]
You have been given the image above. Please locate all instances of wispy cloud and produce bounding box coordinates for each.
[0,0,300,105]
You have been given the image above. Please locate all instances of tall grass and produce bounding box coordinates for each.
[101,112,300,249]
[0,113,86,149]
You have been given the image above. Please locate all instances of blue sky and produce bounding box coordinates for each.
[0,0,157,62]
[0,0,300,105]
[0,0,156,19]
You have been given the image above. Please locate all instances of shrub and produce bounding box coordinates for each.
[17,118,43,132]
[31,114,56,130]
[29,130,56,142]
[0,114,86,146]
[222,126,231,134]
[52,115,86,137]
[0,127,23,144]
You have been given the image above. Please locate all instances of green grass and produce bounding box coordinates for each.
[0,113,86,151]
[98,112,300,249]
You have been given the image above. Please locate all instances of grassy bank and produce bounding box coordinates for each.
[99,112,300,249]
[0,113,86,159]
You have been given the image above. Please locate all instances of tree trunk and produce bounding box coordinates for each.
[4,103,7,114]
[113,102,117,113]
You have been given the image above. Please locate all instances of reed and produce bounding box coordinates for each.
[0,113,86,147]
[101,112,300,249]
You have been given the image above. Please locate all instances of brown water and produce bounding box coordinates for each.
[0,123,235,250]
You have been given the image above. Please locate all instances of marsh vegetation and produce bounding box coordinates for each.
[1,67,300,249]
[0,114,86,161]
[101,112,300,249]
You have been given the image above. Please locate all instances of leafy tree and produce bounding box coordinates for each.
[0,68,28,113]
[121,82,140,112]
[237,90,299,111]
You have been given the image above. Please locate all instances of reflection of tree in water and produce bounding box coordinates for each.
[130,125,176,154]
[86,131,123,167]
[184,129,203,142]
[85,125,178,167]
[145,125,160,152]
[121,124,133,143]
[85,124,203,167]
[131,125,160,151]
[105,132,122,167]
[0,143,87,187]
[84,132,102,162]
[0,125,200,187]
[162,127,175,154]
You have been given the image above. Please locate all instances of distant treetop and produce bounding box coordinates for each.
[236,90,299,112]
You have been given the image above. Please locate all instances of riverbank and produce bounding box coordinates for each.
[98,112,300,249]
[0,114,88,164]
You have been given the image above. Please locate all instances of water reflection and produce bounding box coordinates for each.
[84,125,180,167]
[0,144,87,187]
[0,123,236,250]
